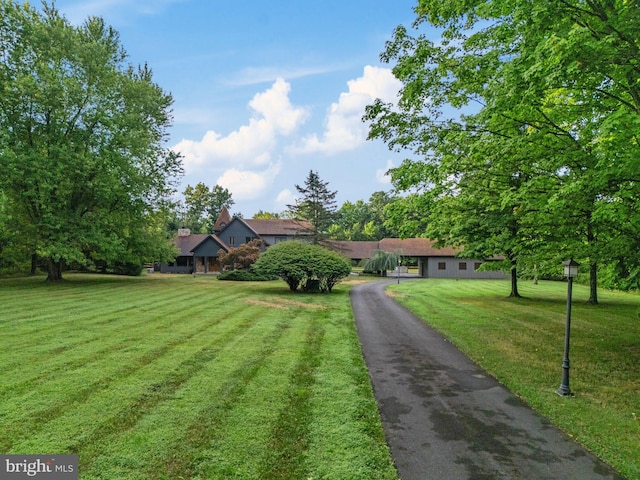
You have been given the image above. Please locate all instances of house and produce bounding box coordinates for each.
[159,229,229,274]
[160,209,314,274]
[215,217,314,248]
[161,207,506,279]
[331,238,508,279]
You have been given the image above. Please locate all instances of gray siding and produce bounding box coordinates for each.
[423,257,508,279]
[192,237,226,257]
[217,221,257,248]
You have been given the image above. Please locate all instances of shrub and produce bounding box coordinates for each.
[110,262,144,276]
[253,241,351,293]
[218,239,263,270]
[217,270,274,281]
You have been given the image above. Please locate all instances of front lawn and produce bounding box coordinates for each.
[387,279,640,480]
[0,274,397,480]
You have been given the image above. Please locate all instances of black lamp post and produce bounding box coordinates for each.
[557,258,579,397]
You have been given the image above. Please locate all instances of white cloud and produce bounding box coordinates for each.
[230,65,339,86]
[376,159,396,184]
[290,65,401,155]
[172,78,308,173]
[274,189,296,210]
[217,163,281,202]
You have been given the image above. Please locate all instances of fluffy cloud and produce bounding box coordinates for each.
[290,66,401,155]
[173,78,308,173]
[274,189,297,210]
[376,159,396,184]
[216,162,281,201]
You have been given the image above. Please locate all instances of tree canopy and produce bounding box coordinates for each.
[328,191,399,241]
[0,1,182,281]
[365,0,640,300]
[181,182,234,233]
[286,170,337,245]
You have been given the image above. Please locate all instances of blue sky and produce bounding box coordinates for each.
[48,0,423,217]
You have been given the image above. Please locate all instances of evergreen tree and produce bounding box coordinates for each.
[287,170,337,245]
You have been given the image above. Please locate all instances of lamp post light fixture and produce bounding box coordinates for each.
[557,258,579,397]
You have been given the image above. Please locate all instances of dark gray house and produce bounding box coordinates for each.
[160,229,229,274]
[160,210,314,274]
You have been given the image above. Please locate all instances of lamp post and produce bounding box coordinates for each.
[557,258,579,397]
[397,257,401,284]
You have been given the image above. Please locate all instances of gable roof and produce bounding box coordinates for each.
[191,234,229,254]
[244,219,313,236]
[175,233,228,256]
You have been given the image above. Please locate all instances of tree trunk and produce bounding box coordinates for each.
[46,259,63,282]
[509,258,521,298]
[30,253,37,275]
[588,260,598,305]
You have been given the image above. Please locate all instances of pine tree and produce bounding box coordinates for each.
[287,170,337,245]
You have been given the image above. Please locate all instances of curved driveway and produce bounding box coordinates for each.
[350,279,623,480]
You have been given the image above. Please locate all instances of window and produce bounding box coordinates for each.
[229,236,235,246]
[438,262,446,270]
[475,262,482,271]
[459,262,467,270]
[245,236,253,244]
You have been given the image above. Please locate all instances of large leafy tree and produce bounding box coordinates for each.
[0,2,182,281]
[366,0,640,302]
[329,191,399,241]
[182,182,234,233]
[286,170,337,245]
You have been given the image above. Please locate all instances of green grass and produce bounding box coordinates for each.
[387,279,640,480]
[0,274,397,480]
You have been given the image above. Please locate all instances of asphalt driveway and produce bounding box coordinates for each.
[350,279,623,480]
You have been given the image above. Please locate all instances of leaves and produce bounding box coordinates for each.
[0,1,182,280]
[366,0,640,298]
[286,170,338,245]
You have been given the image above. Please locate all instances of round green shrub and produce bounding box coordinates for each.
[253,241,351,292]
[217,270,275,281]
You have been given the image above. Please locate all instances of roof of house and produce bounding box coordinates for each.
[244,219,313,236]
[175,234,228,256]
[213,206,232,232]
[378,238,459,257]
[328,238,459,259]
[329,241,380,259]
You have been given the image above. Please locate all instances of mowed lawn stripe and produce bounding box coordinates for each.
[2,284,248,451]
[1,275,399,480]
[0,274,245,377]
[304,306,398,479]
[82,308,308,479]
[0,303,235,397]
[258,315,324,479]
[157,317,303,479]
